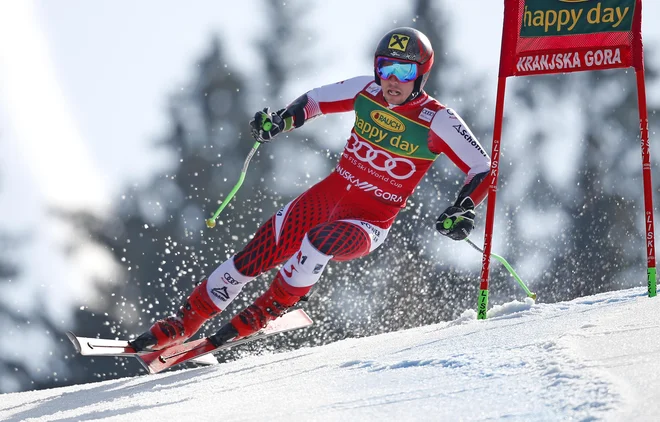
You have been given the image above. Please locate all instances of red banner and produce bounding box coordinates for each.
[479,0,655,317]
[500,0,644,77]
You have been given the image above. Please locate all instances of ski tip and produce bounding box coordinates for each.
[66,331,82,354]
[298,309,314,325]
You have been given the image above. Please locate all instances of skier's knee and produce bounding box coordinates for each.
[280,236,332,288]
[307,221,372,260]
[307,226,331,255]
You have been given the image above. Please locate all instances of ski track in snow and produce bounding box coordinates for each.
[1,287,658,421]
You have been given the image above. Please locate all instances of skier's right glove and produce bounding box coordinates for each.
[436,197,476,241]
[250,107,286,143]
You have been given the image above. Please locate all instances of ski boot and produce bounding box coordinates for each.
[130,279,221,351]
[211,273,311,346]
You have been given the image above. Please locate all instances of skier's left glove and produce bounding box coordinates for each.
[436,197,476,241]
[249,107,286,143]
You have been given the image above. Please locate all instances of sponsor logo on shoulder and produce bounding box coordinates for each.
[366,83,381,96]
[445,108,458,119]
[418,108,436,122]
[452,124,488,158]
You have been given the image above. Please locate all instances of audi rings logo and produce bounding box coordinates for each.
[347,135,416,180]
[223,272,240,285]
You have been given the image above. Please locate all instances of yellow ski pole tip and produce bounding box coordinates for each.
[530,293,537,301]
[205,218,216,228]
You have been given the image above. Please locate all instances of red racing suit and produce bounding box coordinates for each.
[204,76,491,310]
[307,76,491,212]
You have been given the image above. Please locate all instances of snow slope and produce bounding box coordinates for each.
[1,287,658,422]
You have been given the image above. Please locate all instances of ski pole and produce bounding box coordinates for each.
[465,238,537,300]
[205,141,261,228]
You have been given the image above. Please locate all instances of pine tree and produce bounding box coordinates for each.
[0,227,29,392]
[62,37,261,380]
[0,181,76,392]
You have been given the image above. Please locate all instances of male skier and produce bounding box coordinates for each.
[130,27,491,351]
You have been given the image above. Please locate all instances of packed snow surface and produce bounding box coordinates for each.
[1,287,658,421]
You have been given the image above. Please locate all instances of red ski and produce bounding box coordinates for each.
[137,309,313,374]
[66,332,218,365]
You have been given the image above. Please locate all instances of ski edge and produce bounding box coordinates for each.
[66,331,82,354]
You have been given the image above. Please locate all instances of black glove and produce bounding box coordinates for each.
[436,197,476,241]
[249,107,286,143]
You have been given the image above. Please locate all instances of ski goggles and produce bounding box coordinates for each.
[375,57,419,83]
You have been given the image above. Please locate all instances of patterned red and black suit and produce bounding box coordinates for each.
[204,76,491,310]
